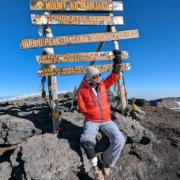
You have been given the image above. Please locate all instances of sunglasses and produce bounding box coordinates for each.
[92,74,101,79]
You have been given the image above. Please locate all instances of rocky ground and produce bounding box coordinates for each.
[0,92,180,180]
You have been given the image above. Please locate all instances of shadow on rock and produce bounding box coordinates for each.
[10,147,26,180]
[57,118,109,180]
[57,119,90,179]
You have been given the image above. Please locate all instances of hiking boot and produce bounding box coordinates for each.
[100,154,111,176]
[102,165,111,176]
[93,166,105,180]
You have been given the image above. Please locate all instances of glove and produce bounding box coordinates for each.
[113,49,122,58]
[113,49,122,63]
[112,62,121,74]
[112,50,122,74]
[113,57,121,63]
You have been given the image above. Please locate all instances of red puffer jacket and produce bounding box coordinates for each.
[77,73,120,123]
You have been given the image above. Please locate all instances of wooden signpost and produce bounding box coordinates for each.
[40,21,61,133]
[20,30,139,49]
[38,63,131,77]
[21,0,139,132]
[36,51,129,64]
[31,14,124,26]
[30,0,123,11]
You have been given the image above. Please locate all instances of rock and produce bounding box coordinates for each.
[0,101,12,107]
[59,106,71,112]
[128,98,146,107]
[134,99,149,107]
[0,93,179,180]
[63,92,74,99]
[150,97,180,109]
[0,105,15,112]
[60,101,74,111]
[17,109,52,133]
[61,112,84,127]
[6,108,22,116]
[129,144,162,169]
[0,115,41,145]
[35,108,51,124]
[108,143,162,180]
[10,134,82,180]
[114,113,155,144]
[26,106,44,111]
[0,161,12,180]
[17,111,35,120]
[131,111,145,121]
[60,112,84,141]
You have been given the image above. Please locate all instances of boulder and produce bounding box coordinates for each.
[107,143,162,180]
[114,113,155,144]
[60,112,84,141]
[0,115,41,145]
[10,134,82,180]
[0,105,15,112]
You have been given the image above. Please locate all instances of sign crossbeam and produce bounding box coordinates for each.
[36,51,129,64]
[20,30,139,49]
[38,63,131,76]
[31,14,124,26]
[30,0,123,11]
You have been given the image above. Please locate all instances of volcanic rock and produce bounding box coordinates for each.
[0,115,41,145]
[10,134,82,180]
[0,93,179,180]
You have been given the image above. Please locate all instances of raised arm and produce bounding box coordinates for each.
[103,50,122,89]
[103,73,120,90]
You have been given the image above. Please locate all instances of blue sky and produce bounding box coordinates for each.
[0,0,180,100]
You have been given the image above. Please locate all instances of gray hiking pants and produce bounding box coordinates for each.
[80,120,125,167]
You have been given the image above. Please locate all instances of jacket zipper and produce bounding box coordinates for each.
[97,87,103,122]
[89,90,97,107]
[88,83,103,122]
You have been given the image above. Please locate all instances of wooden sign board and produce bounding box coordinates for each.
[20,30,139,49]
[38,63,131,76]
[31,14,124,26]
[30,0,123,11]
[37,51,129,64]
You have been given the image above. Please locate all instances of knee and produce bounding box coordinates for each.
[80,133,96,145]
[113,133,126,149]
[81,140,95,149]
[81,141,96,160]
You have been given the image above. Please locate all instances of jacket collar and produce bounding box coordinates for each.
[82,79,103,89]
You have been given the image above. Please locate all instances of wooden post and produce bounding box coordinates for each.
[109,12,127,113]
[41,12,61,134]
